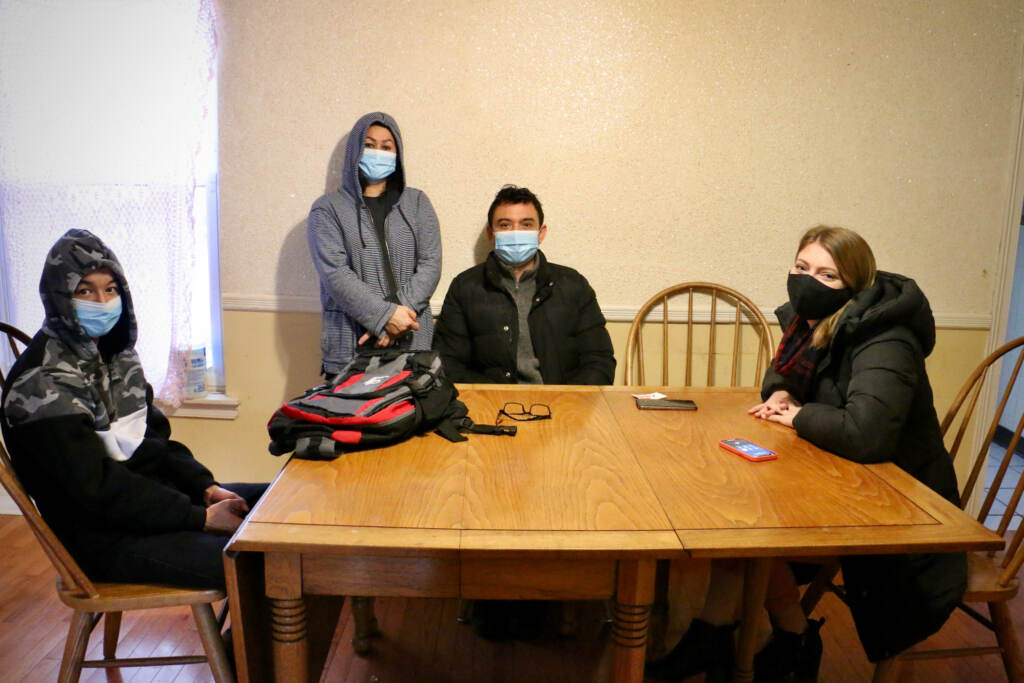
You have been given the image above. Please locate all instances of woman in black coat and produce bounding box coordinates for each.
[649,226,966,681]
[757,225,966,672]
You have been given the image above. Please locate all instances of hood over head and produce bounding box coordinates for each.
[39,229,137,356]
[834,271,936,356]
[341,111,406,199]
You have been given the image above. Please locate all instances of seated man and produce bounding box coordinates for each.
[433,185,615,640]
[434,184,615,385]
[1,229,265,590]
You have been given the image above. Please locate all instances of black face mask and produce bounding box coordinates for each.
[787,273,852,320]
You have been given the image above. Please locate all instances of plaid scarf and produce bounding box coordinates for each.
[772,317,827,403]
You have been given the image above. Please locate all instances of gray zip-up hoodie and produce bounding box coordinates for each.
[308,112,442,374]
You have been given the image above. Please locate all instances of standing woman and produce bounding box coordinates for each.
[308,112,442,377]
[749,226,966,675]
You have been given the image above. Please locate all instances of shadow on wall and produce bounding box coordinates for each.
[324,133,348,197]
[472,221,491,265]
[270,134,351,396]
[273,219,321,396]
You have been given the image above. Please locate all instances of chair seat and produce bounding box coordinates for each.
[962,551,1020,603]
[58,576,225,612]
[0,436,234,682]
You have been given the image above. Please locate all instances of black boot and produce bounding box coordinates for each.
[753,617,824,682]
[645,618,736,681]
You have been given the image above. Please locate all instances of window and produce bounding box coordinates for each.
[0,0,222,407]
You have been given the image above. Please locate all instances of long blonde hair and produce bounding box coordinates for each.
[797,226,877,347]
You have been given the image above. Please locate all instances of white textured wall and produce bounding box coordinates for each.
[218,0,1024,319]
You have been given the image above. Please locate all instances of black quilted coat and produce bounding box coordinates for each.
[762,270,967,662]
[433,251,615,385]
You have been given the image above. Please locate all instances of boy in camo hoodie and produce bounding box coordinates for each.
[1,229,264,589]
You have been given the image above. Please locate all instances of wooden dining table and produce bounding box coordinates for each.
[224,385,1003,683]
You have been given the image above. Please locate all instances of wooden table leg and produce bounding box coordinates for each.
[610,558,655,683]
[225,551,270,683]
[647,558,671,659]
[266,554,307,683]
[733,558,771,683]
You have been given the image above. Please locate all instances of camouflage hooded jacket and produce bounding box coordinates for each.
[1,230,214,554]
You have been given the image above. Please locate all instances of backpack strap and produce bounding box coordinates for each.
[433,416,517,443]
[460,416,516,436]
[294,435,343,460]
[464,421,517,436]
[434,419,469,443]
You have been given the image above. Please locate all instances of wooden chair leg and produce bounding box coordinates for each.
[192,602,235,683]
[217,598,230,628]
[800,560,840,617]
[601,598,615,626]
[58,610,94,683]
[990,600,1024,683]
[558,601,578,637]
[351,596,380,655]
[872,656,900,682]
[103,611,122,659]
[456,599,474,624]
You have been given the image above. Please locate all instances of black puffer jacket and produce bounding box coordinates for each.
[433,251,615,385]
[762,270,966,661]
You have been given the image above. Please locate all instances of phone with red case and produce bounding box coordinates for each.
[719,438,776,462]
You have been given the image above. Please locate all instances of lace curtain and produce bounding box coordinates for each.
[0,0,216,408]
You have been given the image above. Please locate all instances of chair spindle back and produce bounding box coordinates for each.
[624,282,775,387]
[0,322,32,390]
[941,335,1024,586]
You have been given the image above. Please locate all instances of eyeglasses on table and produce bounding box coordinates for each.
[495,402,552,425]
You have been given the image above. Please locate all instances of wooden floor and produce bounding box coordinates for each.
[1,513,1020,682]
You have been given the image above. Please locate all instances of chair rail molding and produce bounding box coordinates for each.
[222,293,991,329]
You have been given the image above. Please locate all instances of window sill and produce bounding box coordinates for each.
[167,392,239,420]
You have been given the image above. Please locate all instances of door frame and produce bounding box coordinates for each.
[970,42,1024,516]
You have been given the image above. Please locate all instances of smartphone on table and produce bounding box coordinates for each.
[719,438,776,462]
[635,398,697,410]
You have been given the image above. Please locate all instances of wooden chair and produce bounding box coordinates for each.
[805,336,1024,682]
[879,334,1024,681]
[0,321,382,658]
[0,321,31,388]
[0,439,235,682]
[624,282,775,387]
[625,285,774,656]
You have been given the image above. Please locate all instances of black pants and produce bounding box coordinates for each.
[79,482,267,590]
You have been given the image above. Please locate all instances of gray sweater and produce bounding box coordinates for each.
[494,257,543,383]
[308,112,442,374]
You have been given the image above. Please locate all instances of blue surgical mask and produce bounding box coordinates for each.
[73,296,122,338]
[494,230,539,266]
[358,148,397,183]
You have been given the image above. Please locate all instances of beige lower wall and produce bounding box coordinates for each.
[168,309,322,483]
[169,310,989,486]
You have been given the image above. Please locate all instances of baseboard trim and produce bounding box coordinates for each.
[994,425,1024,456]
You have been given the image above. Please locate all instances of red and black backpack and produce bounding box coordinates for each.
[268,349,509,460]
